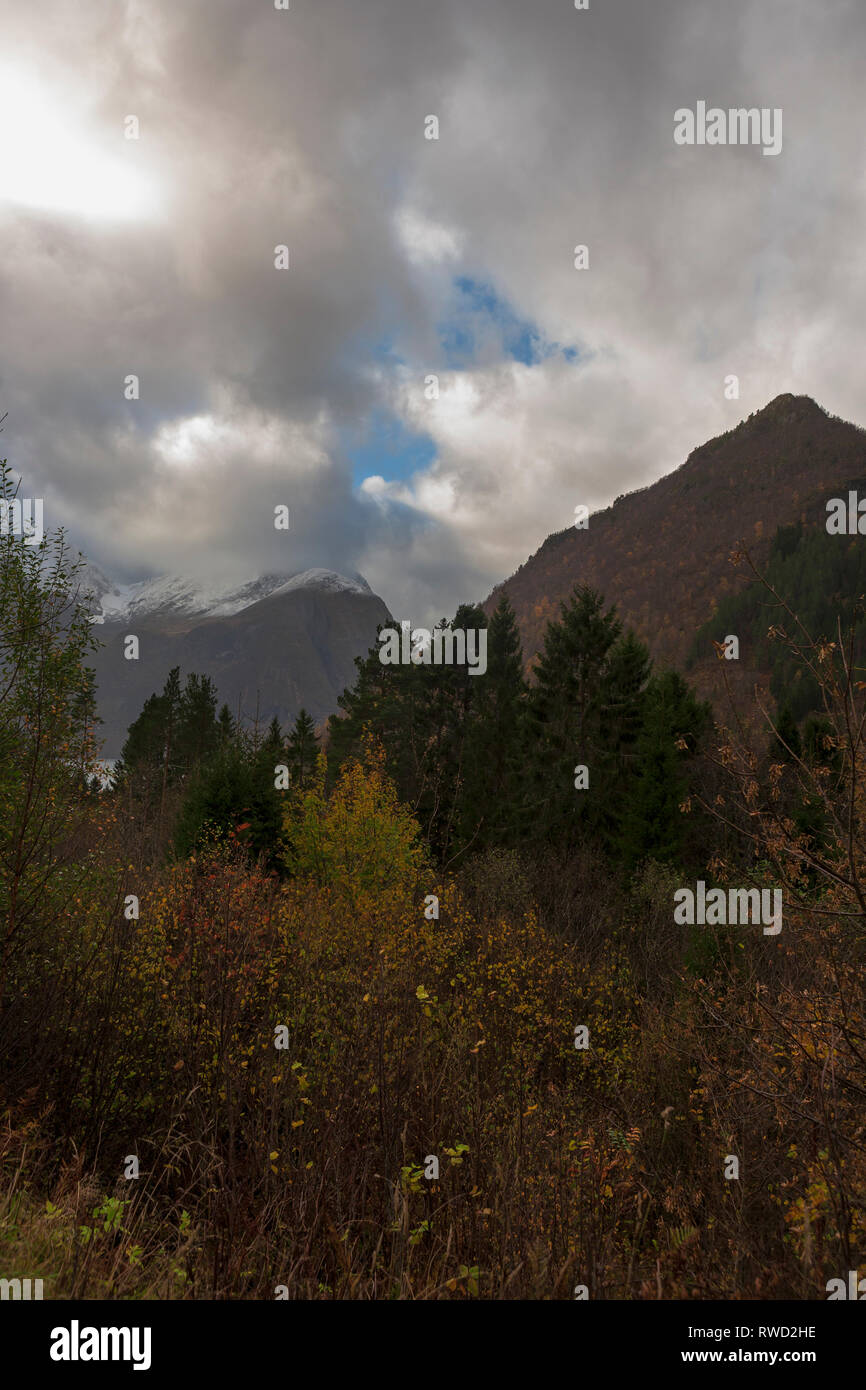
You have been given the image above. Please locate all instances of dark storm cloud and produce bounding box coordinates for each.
[0,0,864,620]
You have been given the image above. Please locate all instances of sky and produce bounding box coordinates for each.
[1,0,865,624]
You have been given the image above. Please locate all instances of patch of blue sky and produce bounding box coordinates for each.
[337,279,581,488]
[438,275,581,368]
[342,406,437,487]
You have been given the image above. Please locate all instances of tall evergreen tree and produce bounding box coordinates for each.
[458,595,527,853]
[529,586,646,853]
[328,608,491,858]
[117,668,219,784]
[177,673,219,768]
[216,703,235,746]
[619,670,710,870]
[115,667,219,825]
[287,708,318,791]
[328,626,420,798]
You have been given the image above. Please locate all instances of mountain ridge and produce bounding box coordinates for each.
[81,565,373,624]
[86,567,390,758]
[485,394,866,702]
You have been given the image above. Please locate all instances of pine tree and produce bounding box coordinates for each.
[175,720,286,871]
[620,671,710,869]
[115,691,169,813]
[529,586,628,851]
[177,673,219,768]
[116,667,218,813]
[327,627,419,797]
[216,703,235,746]
[421,603,488,858]
[262,715,284,762]
[328,613,477,857]
[249,718,287,868]
[173,742,251,859]
[458,595,527,853]
[594,629,653,853]
[287,708,318,791]
[158,667,183,821]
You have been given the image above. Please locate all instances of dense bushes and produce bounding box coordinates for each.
[2,740,863,1298]
[0,475,863,1299]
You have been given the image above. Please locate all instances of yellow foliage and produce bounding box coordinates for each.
[282,740,426,911]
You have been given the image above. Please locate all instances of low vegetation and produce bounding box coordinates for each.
[1,466,863,1298]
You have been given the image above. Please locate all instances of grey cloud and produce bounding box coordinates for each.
[0,0,864,626]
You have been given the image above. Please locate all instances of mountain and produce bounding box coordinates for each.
[81,565,374,624]
[85,568,389,757]
[485,394,866,703]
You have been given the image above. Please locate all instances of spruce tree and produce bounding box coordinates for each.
[528,586,628,851]
[594,629,652,854]
[619,670,711,870]
[328,613,477,857]
[328,626,420,798]
[287,708,318,791]
[458,595,527,853]
[177,673,219,768]
[116,667,218,808]
[216,703,235,746]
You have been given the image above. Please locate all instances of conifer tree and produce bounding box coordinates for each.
[328,612,483,856]
[116,667,219,813]
[177,673,219,767]
[286,708,318,791]
[175,720,286,870]
[458,595,527,853]
[529,586,636,851]
[216,703,235,746]
[328,627,420,797]
[619,670,710,869]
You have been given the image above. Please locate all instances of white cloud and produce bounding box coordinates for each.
[394,206,463,266]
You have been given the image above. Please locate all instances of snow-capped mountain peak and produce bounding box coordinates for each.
[266,569,372,600]
[80,567,373,624]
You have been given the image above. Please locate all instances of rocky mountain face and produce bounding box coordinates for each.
[84,568,390,757]
[485,395,866,702]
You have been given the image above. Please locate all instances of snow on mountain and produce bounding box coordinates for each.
[267,569,373,600]
[82,567,373,623]
[77,563,122,608]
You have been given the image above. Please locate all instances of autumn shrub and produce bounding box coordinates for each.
[283,742,428,912]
